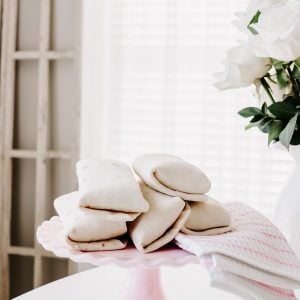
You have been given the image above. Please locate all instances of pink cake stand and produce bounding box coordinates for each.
[37,217,199,300]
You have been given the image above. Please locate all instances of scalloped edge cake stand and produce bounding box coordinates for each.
[37,217,199,300]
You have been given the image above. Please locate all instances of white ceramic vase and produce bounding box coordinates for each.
[273,145,300,259]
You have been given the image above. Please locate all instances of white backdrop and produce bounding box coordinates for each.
[80,1,295,298]
[81,0,294,219]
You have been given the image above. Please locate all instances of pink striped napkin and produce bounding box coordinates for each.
[175,202,300,300]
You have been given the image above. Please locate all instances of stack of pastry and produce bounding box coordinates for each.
[54,154,232,253]
[54,159,149,251]
[130,154,232,253]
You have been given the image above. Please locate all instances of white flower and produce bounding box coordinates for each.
[252,1,300,61]
[233,0,288,35]
[214,42,271,90]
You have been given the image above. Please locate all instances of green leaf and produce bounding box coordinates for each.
[268,120,285,145]
[250,114,264,123]
[262,103,268,114]
[291,129,300,145]
[247,10,261,35]
[284,96,300,107]
[238,107,263,118]
[272,59,289,70]
[268,102,296,119]
[248,26,259,35]
[245,117,271,132]
[276,68,290,88]
[248,10,261,26]
[279,114,298,149]
[292,63,300,81]
[295,58,300,68]
[258,118,272,133]
[245,121,260,130]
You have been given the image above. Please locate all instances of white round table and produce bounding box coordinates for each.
[14,265,242,300]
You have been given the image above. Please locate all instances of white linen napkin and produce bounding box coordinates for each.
[129,183,191,253]
[181,197,232,236]
[175,202,300,300]
[132,153,211,201]
[76,159,149,219]
[54,192,127,251]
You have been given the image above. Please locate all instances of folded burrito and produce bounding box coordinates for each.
[132,153,211,201]
[54,192,128,251]
[181,197,232,236]
[128,183,191,253]
[76,159,149,220]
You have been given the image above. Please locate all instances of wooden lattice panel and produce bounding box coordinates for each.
[0,0,81,298]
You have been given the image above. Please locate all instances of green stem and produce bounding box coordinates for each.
[296,78,300,101]
[260,77,275,103]
[287,66,300,98]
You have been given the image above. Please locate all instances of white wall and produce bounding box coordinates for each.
[80,0,112,159]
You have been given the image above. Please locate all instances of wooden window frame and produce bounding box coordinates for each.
[0,0,82,298]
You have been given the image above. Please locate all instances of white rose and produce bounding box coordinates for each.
[233,0,287,35]
[252,1,300,61]
[214,42,271,90]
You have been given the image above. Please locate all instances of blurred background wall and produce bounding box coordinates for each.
[81,0,294,217]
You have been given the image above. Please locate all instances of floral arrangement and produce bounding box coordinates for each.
[214,0,300,149]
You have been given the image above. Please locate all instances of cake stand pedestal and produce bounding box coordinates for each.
[123,267,166,300]
[37,217,199,300]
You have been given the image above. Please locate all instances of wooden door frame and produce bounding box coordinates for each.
[0,0,9,298]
